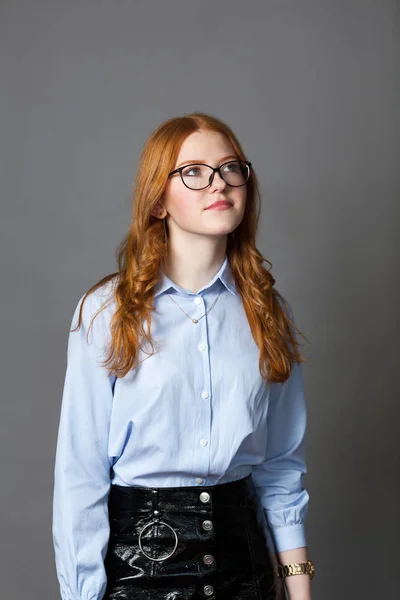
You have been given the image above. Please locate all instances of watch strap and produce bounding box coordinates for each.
[274,558,315,580]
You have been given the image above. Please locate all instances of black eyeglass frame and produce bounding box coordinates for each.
[168,159,252,190]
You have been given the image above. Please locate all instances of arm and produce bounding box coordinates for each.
[251,359,309,552]
[277,547,311,600]
[251,307,311,599]
[52,292,116,600]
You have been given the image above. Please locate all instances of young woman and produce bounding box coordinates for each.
[52,112,314,600]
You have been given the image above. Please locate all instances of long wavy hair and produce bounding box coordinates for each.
[72,111,308,383]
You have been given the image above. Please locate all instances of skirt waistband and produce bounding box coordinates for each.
[108,473,255,512]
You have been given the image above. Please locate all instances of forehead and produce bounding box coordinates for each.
[175,130,236,164]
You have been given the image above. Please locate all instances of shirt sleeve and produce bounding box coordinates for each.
[52,292,116,600]
[251,301,310,553]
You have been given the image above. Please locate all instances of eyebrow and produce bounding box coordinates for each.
[175,155,238,169]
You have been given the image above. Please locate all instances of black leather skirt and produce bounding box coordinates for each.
[103,474,277,599]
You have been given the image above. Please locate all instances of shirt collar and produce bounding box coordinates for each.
[154,254,237,297]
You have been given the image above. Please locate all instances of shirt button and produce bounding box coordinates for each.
[196,477,204,485]
[203,554,215,565]
[198,342,206,351]
[201,391,209,399]
[203,584,214,596]
[194,297,202,305]
[200,438,208,446]
[202,520,213,531]
[200,492,210,503]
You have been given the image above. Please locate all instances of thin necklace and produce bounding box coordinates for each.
[166,290,222,323]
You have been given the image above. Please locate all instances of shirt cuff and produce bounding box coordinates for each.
[269,523,307,553]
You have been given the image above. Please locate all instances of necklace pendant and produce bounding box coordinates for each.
[192,318,199,324]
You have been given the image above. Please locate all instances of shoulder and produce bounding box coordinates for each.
[71,276,118,344]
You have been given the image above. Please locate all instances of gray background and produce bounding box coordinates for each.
[1,1,398,598]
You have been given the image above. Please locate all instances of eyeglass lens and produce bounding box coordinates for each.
[181,161,249,190]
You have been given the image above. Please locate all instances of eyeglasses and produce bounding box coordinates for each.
[168,159,252,191]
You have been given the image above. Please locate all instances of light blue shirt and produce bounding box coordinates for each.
[52,254,309,600]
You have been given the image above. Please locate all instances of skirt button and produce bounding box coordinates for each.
[203,584,214,596]
[203,554,215,565]
[202,519,213,531]
[199,492,210,503]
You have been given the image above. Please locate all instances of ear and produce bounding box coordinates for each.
[150,201,167,219]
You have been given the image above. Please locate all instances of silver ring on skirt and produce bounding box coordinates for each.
[138,518,179,562]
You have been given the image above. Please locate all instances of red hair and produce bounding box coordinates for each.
[72,112,308,383]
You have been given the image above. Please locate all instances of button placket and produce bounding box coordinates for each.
[198,490,215,593]
[193,295,211,480]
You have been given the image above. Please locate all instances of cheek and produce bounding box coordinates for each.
[165,186,199,220]
[233,187,247,207]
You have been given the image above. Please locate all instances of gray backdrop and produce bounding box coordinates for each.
[1,1,398,599]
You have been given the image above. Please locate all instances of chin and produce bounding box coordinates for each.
[206,223,241,236]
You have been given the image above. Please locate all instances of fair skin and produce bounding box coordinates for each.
[151,129,312,600]
[150,129,246,292]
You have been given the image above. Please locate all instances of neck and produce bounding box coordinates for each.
[162,238,227,294]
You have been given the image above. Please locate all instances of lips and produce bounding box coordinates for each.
[205,200,233,210]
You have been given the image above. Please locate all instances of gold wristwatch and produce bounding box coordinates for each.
[274,559,315,580]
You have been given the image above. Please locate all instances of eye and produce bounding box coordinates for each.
[182,165,204,177]
[222,161,240,173]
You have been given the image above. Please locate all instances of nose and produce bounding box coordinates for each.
[209,169,227,191]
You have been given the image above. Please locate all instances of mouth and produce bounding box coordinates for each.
[205,200,233,210]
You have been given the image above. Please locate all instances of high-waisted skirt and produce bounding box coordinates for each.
[102,474,277,599]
